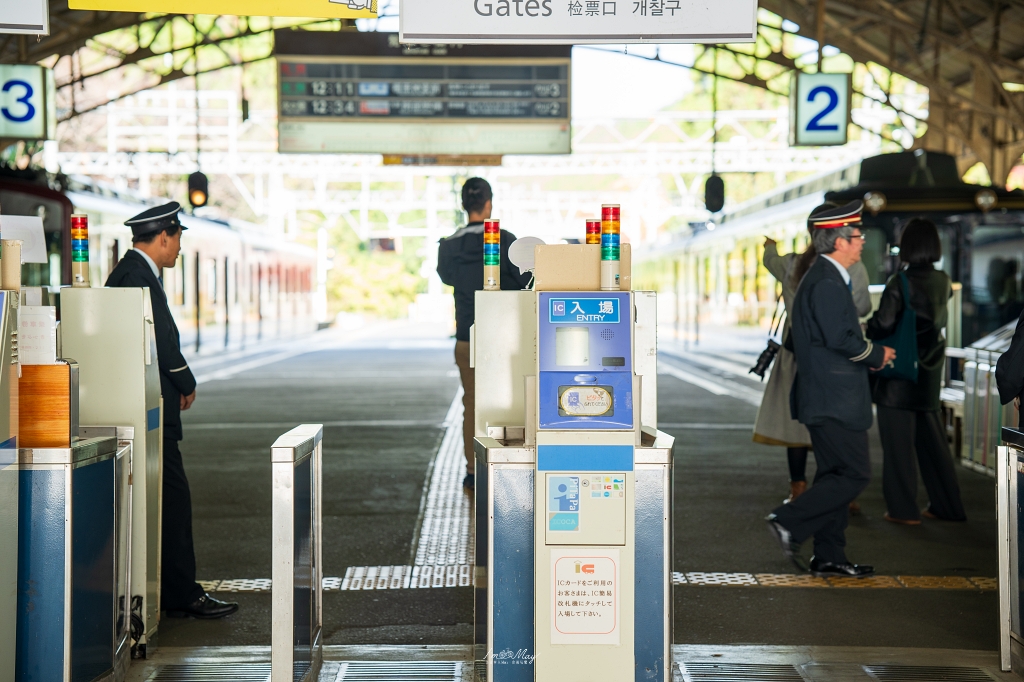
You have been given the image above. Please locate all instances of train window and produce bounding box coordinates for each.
[860,227,889,285]
[966,226,1024,336]
[207,260,218,304]
[49,253,60,289]
[176,256,185,307]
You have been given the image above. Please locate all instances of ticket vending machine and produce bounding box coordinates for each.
[474,282,672,682]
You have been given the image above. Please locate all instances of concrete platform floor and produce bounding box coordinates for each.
[130,320,1009,678]
[124,644,1017,681]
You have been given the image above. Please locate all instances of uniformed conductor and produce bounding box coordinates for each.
[765,201,896,578]
[106,202,238,619]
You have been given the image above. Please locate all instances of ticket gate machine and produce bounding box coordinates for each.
[60,287,163,655]
[0,292,18,682]
[474,287,673,682]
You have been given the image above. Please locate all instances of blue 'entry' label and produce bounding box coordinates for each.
[147,407,160,431]
[549,297,620,324]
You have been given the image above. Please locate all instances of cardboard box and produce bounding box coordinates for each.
[533,243,631,291]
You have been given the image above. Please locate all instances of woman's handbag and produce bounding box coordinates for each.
[749,300,785,380]
[875,271,919,382]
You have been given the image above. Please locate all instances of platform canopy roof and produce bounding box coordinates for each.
[2,0,1024,182]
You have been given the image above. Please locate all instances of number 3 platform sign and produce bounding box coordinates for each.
[790,72,850,147]
[0,65,56,142]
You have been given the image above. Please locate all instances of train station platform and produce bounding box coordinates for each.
[124,321,1010,681]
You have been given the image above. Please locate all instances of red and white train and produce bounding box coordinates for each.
[0,169,317,353]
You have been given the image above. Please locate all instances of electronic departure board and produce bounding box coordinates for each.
[274,31,571,155]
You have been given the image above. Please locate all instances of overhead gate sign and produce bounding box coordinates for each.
[400,0,755,44]
[68,0,374,19]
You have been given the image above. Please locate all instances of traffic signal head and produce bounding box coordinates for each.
[188,171,209,208]
[705,174,725,214]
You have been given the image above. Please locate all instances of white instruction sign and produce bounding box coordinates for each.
[551,548,619,644]
[19,305,56,365]
[0,215,48,263]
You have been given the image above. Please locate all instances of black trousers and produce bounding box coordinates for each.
[772,419,871,564]
[162,437,204,609]
[876,406,967,522]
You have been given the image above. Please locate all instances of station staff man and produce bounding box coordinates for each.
[106,202,238,620]
[437,178,532,491]
[765,201,896,578]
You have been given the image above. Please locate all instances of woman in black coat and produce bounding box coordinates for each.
[865,218,967,524]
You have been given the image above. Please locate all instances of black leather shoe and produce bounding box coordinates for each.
[765,514,806,571]
[165,593,239,619]
[809,556,874,578]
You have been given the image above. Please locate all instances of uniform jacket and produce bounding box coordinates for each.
[436,223,533,342]
[866,264,951,411]
[789,256,886,431]
[997,306,1024,405]
[106,249,196,440]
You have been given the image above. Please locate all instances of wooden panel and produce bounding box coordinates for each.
[20,364,70,448]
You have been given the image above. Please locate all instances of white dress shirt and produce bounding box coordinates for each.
[133,248,161,280]
[821,254,851,288]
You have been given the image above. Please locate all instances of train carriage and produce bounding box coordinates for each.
[639,150,1024,476]
[642,151,1024,350]
[0,169,317,353]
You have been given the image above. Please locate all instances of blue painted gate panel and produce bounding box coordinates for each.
[634,468,666,682]
[491,468,534,682]
[293,457,313,678]
[71,459,115,682]
[17,469,67,682]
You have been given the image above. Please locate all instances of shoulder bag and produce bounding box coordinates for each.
[875,271,919,382]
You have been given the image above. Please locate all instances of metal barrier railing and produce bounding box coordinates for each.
[997,444,1012,673]
[271,424,324,682]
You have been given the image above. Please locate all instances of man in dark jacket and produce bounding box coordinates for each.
[106,202,238,619]
[765,201,894,578]
[437,178,531,491]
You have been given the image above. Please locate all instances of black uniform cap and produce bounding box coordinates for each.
[808,200,863,229]
[125,201,188,237]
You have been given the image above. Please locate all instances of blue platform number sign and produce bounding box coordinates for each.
[791,72,849,147]
[0,65,55,142]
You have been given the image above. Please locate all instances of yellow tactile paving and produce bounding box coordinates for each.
[897,575,975,589]
[823,575,903,588]
[969,576,998,590]
[754,573,830,588]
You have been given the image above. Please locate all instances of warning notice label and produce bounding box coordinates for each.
[550,549,619,645]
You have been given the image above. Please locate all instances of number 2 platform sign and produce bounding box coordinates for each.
[790,72,850,147]
[0,65,56,142]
